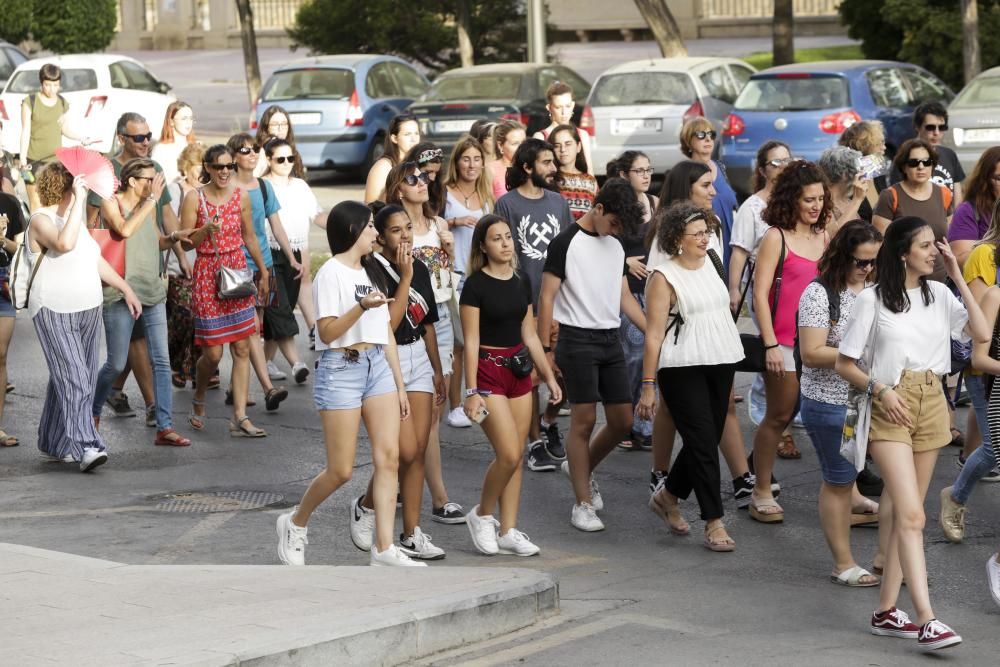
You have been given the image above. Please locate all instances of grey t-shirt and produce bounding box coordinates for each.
[494,188,572,306]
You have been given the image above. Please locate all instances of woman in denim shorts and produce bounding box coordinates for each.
[460,215,561,557]
[798,220,883,587]
[275,201,424,568]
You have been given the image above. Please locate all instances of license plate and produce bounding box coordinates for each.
[289,112,321,126]
[963,128,1000,143]
[435,119,476,133]
[614,118,662,134]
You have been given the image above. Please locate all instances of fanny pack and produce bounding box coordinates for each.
[480,347,533,378]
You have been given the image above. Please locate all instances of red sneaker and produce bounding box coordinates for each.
[917,619,962,651]
[870,607,919,638]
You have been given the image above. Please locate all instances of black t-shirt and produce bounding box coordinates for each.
[620,221,649,295]
[460,269,532,347]
[0,192,25,269]
[376,256,439,344]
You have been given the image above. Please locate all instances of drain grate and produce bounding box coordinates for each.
[155,490,284,513]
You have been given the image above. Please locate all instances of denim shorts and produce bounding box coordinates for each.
[313,346,397,410]
[800,395,857,486]
[398,336,435,394]
[555,324,631,405]
[433,305,455,375]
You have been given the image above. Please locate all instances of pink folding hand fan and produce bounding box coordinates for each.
[55,146,119,200]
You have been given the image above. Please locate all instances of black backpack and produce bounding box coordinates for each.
[793,277,840,380]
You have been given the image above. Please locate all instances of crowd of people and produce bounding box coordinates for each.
[2,67,999,650]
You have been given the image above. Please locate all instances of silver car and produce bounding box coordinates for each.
[584,57,755,175]
[943,65,1000,174]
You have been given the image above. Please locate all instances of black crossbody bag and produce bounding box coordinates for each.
[730,229,785,373]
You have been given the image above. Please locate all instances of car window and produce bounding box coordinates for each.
[901,68,953,105]
[0,50,12,82]
[119,61,161,93]
[366,62,399,99]
[700,66,737,104]
[591,72,696,107]
[866,68,912,108]
[539,67,590,101]
[5,48,27,68]
[389,62,428,98]
[729,64,754,92]
[261,68,354,101]
[424,73,522,101]
[734,75,849,111]
[6,68,98,93]
[951,75,1000,108]
[109,62,130,89]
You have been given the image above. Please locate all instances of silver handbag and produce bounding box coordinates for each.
[200,191,257,300]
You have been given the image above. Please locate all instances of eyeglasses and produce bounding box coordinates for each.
[271,155,296,164]
[693,130,717,141]
[417,148,443,164]
[923,123,948,133]
[906,158,934,168]
[268,121,289,129]
[683,230,711,240]
[237,145,261,155]
[207,163,237,171]
[124,132,153,143]
[629,167,655,176]
[766,158,794,168]
[852,257,877,269]
[402,172,430,186]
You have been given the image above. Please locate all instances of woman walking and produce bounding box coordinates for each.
[462,214,561,556]
[276,200,422,567]
[551,124,597,221]
[254,106,306,179]
[836,217,988,651]
[489,119,526,200]
[405,143,446,215]
[0,189,25,446]
[151,101,197,185]
[364,114,420,203]
[679,117,738,264]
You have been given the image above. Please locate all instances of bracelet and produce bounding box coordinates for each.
[875,386,890,401]
[542,346,552,353]
[465,388,480,397]
[145,195,156,203]
[866,379,876,396]
[641,380,656,386]
[764,343,780,350]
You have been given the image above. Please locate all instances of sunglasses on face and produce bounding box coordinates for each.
[271,154,296,164]
[208,163,236,171]
[923,123,948,133]
[852,257,877,269]
[403,172,430,186]
[906,158,934,168]
[237,145,261,155]
[124,132,153,143]
[132,176,155,182]
[693,130,717,140]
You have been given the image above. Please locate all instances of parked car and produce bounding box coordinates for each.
[252,54,430,175]
[585,57,755,175]
[0,41,28,89]
[720,60,954,196]
[942,65,1000,174]
[407,63,590,153]
[0,54,174,156]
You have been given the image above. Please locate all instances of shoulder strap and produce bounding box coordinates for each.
[20,213,49,305]
[890,185,899,217]
[770,228,786,314]
[940,184,953,211]
[706,248,726,283]
[256,178,269,210]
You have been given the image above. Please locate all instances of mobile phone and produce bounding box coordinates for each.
[472,404,489,424]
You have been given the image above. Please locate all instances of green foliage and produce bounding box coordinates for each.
[837,0,902,61]
[742,44,864,71]
[0,0,33,44]
[288,0,527,72]
[32,0,117,54]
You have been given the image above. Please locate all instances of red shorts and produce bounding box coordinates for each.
[477,345,532,399]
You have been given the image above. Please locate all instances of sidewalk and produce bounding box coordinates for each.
[2,543,557,666]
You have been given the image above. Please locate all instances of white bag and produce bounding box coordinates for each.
[8,217,44,310]
[840,300,881,471]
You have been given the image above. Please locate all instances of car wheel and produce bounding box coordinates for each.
[360,133,385,177]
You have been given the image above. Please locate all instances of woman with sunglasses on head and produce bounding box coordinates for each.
[835,218,988,651]
[489,119,527,200]
[364,114,420,204]
[227,133,302,414]
[818,146,868,239]
[151,101,197,186]
[253,106,306,179]
[179,144,267,436]
[276,200,422,568]
[679,117,737,265]
[551,124,597,221]
[404,143,446,216]
[839,120,890,221]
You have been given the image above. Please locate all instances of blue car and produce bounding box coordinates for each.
[252,54,429,175]
[720,60,954,197]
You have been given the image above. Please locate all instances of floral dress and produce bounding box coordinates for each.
[192,188,257,346]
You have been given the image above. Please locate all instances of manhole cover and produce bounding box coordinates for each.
[155,491,284,513]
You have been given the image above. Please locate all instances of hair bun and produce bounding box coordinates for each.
[368,200,387,215]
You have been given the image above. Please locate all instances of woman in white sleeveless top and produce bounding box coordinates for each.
[637,201,744,551]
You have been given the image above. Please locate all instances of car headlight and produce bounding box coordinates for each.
[952,127,964,147]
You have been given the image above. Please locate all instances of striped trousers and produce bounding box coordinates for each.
[32,306,106,460]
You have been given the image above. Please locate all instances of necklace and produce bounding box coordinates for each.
[455,182,476,207]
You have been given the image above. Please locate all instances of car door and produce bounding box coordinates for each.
[864,67,914,152]
[365,61,405,129]
[900,66,955,106]
[113,60,173,137]
[0,50,13,88]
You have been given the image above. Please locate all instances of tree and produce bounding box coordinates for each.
[838,0,903,61]
[962,0,981,84]
[0,1,33,45]
[772,0,794,66]
[32,0,116,53]
[235,0,263,106]
[455,0,474,68]
[633,0,687,57]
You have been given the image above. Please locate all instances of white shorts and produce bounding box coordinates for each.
[398,336,435,394]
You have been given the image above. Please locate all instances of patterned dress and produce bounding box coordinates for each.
[192,188,257,346]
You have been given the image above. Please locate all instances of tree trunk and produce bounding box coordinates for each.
[455,0,474,67]
[235,0,263,108]
[962,0,981,84]
[773,0,794,66]
[633,0,687,58]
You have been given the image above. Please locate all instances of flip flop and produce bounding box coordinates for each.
[851,498,879,527]
[703,524,736,552]
[831,565,880,587]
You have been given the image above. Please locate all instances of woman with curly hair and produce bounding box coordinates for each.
[750,161,831,522]
[818,145,867,236]
[253,106,305,179]
[839,120,890,220]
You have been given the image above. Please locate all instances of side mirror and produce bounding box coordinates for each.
[158,80,172,94]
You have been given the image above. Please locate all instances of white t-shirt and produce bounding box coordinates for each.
[839,282,969,386]
[544,223,624,330]
[265,177,320,252]
[150,141,185,185]
[312,257,390,349]
[730,194,769,260]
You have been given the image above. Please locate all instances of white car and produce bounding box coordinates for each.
[0,54,175,156]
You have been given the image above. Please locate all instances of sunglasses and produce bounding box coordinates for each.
[852,257,877,269]
[271,154,296,164]
[208,163,237,171]
[132,176,155,182]
[693,130,717,140]
[906,158,934,168]
[923,123,948,133]
[402,172,430,186]
[766,157,796,168]
[124,132,153,143]
[237,145,262,155]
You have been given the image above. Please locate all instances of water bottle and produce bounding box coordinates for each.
[20,163,34,185]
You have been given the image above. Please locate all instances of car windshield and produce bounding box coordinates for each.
[590,72,695,106]
[423,73,521,101]
[6,68,98,93]
[734,75,849,111]
[952,75,1000,108]
[261,68,354,101]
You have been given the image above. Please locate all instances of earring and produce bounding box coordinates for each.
[677,247,683,256]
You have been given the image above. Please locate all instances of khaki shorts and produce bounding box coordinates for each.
[869,370,950,452]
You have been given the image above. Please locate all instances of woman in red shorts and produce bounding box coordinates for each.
[460,214,561,557]
[179,144,269,437]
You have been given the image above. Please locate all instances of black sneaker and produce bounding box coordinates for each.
[746,452,781,496]
[105,390,136,417]
[431,502,466,524]
[857,464,884,496]
[542,421,566,460]
[526,440,558,472]
[649,469,668,494]
[733,472,754,509]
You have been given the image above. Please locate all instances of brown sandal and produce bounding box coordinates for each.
[777,433,802,459]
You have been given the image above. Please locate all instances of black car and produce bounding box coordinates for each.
[407,63,591,153]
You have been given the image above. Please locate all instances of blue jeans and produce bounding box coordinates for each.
[620,290,652,438]
[92,301,173,430]
[800,396,857,486]
[952,373,994,504]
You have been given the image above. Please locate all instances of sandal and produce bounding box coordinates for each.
[617,439,638,452]
[171,371,187,389]
[224,390,256,407]
[776,433,802,459]
[155,428,192,447]
[189,399,206,431]
[5,381,13,394]
[703,524,736,552]
[748,491,784,523]
[949,427,964,449]
[851,498,879,527]
[265,387,288,412]
[648,487,690,535]
[831,565,879,587]
[207,373,221,390]
[230,415,266,438]
[0,430,19,447]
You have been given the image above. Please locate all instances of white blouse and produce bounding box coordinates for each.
[265,177,320,252]
[26,209,103,318]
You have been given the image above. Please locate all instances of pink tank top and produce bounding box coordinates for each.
[769,247,818,346]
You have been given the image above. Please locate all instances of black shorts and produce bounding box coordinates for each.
[555,324,630,405]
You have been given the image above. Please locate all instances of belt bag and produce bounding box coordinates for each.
[481,347,534,378]
[200,191,257,300]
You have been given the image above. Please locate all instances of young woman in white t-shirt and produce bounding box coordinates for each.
[836,217,989,650]
[275,201,424,568]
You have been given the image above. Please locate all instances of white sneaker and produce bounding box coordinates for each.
[80,448,108,473]
[349,496,375,551]
[399,526,446,560]
[292,362,309,385]
[466,504,500,555]
[267,361,287,381]
[987,553,1000,608]
[276,509,308,566]
[497,528,540,556]
[370,543,427,567]
[561,460,604,511]
[571,502,604,532]
[40,452,75,463]
[446,406,472,428]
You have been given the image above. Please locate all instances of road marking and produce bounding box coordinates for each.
[0,506,152,519]
[148,512,236,564]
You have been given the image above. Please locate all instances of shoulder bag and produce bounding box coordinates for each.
[8,214,46,310]
[200,191,257,300]
[734,229,785,373]
[89,198,126,279]
[840,297,881,472]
